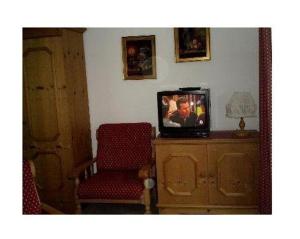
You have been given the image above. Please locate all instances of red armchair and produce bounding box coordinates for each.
[74,123,155,214]
[23,160,63,214]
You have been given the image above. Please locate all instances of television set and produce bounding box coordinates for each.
[157,88,210,138]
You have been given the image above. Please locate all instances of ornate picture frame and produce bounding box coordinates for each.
[122,35,156,80]
[174,28,211,62]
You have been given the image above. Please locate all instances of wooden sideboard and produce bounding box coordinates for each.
[154,131,259,214]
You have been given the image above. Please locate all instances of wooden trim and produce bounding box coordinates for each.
[63,28,86,33]
[157,203,258,209]
[78,199,143,204]
[23,28,62,39]
[159,207,258,214]
[70,158,96,179]
[155,131,259,145]
[41,202,64,214]
[23,28,86,39]
[28,160,36,178]
[158,204,259,214]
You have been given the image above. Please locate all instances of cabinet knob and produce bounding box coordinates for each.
[198,175,207,184]
[209,176,216,184]
[36,86,44,90]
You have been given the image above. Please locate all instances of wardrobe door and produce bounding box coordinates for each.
[23,36,73,210]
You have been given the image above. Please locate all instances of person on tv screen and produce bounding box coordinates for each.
[170,97,204,127]
[162,95,178,115]
[162,104,181,128]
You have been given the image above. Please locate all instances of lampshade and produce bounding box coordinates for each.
[226,92,257,118]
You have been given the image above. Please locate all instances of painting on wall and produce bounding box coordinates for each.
[174,28,211,62]
[122,35,156,80]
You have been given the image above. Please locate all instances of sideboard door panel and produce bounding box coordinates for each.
[156,145,208,205]
[207,143,258,205]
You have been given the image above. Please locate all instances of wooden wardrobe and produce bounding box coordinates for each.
[23,28,92,213]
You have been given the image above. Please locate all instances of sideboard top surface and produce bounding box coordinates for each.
[155,130,259,144]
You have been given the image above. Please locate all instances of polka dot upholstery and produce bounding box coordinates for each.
[259,28,272,214]
[77,170,144,200]
[23,160,42,214]
[78,123,152,202]
[96,123,152,170]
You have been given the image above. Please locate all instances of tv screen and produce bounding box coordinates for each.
[157,89,210,137]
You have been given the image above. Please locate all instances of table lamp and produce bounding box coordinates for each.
[226,91,257,137]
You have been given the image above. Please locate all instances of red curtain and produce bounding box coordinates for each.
[259,28,272,214]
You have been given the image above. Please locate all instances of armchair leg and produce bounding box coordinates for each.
[145,205,151,214]
[75,201,82,214]
[75,177,82,214]
[143,189,151,214]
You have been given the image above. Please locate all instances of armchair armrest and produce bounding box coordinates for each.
[138,158,156,179]
[138,164,152,179]
[139,163,156,190]
[41,202,63,214]
[69,158,97,179]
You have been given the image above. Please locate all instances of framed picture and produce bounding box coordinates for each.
[122,35,156,80]
[174,28,211,62]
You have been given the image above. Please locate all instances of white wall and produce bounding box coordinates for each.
[83,28,259,156]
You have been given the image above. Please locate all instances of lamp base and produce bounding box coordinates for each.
[233,117,250,137]
[233,129,251,138]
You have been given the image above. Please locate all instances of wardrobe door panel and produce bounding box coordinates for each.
[23,37,73,209]
[24,46,59,141]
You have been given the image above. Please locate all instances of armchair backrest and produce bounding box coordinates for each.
[96,123,152,170]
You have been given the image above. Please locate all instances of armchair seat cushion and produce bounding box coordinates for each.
[77,170,144,200]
